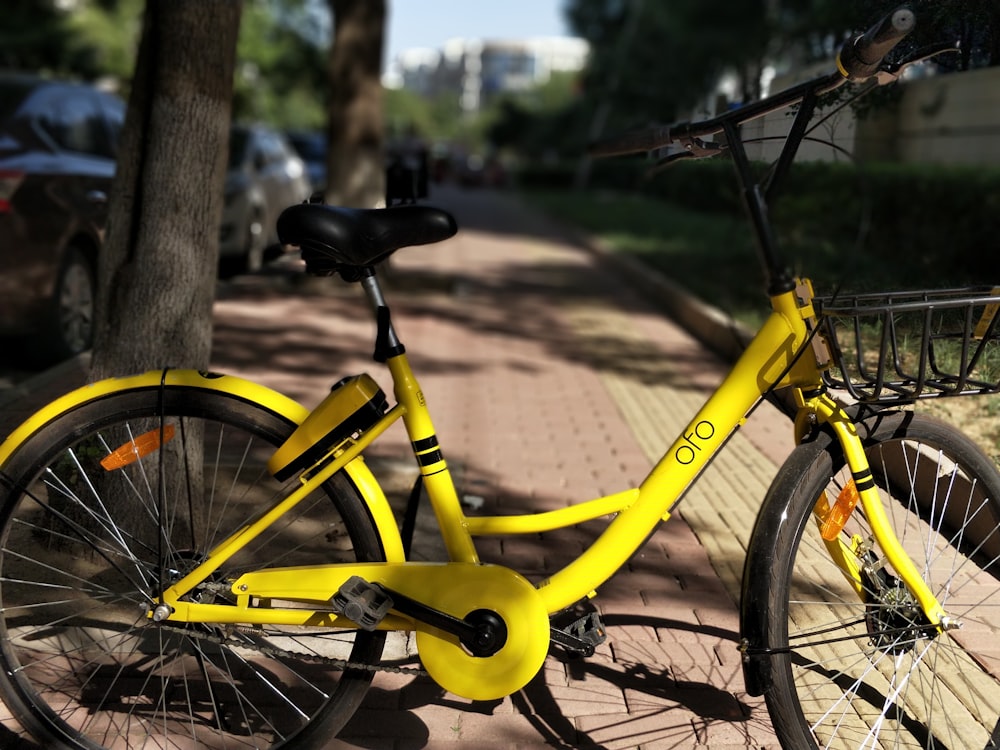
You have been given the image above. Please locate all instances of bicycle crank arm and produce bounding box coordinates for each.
[332,575,508,656]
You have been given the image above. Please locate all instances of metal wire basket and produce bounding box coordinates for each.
[816,287,1000,403]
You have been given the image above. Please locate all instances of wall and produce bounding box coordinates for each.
[861,66,1000,165]
[744,66,1000,166]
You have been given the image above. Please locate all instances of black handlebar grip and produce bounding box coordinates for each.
[837,6,915,81]
[588,124,673,157]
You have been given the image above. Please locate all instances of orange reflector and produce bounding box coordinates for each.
[819,479,860,541]
[100,424,176,471]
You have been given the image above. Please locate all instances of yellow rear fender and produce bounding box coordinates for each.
[0,369,404,562]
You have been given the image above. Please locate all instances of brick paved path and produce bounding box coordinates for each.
[0,186,791,749]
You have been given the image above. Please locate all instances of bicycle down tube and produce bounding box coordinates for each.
[388,274,946,626]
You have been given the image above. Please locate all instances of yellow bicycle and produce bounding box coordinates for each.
[1,7,998,749]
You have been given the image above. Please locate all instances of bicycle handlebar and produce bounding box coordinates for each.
[837,5,915,81]
[587,6,916,158]
[587,124,674,158]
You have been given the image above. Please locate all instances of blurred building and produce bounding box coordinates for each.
[386,36,589,114]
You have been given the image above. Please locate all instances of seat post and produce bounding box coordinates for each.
[359,269,405,361]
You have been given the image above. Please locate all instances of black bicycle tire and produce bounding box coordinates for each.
[0,385,387,750]
[743,409,1000,748]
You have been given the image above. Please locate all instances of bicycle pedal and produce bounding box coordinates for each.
[330,576,394,631]
[568,611,607,646]
[551,611,607,657]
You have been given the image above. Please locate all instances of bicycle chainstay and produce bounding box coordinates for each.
[159,621,428,677]
[159,616,597,677]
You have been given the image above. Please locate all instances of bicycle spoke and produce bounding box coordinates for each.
[751,414,1000,748]
[0,388,386,749]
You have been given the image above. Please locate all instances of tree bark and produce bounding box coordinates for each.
[325,0,386,208]
[91,0,241,381]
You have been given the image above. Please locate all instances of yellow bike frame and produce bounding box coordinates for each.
[152,279,946,634]
[6,278,944,699]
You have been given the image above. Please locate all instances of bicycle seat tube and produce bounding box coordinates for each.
[359,270,480,563]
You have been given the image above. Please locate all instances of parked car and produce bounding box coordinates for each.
[0,71,124,363]
[285,130,327,194]
[220,124,310,277]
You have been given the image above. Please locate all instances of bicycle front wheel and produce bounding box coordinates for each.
[745,410,1000,749]
[0,384,387,749]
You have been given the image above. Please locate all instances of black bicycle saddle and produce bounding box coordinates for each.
[277,202,458,276]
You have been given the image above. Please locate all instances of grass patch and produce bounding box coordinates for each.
[527,188,991,328]
[526,187,1000,457]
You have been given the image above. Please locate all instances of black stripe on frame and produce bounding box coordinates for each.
[412,436,439,453]
[417,450,444,467]
[852,469,876,493]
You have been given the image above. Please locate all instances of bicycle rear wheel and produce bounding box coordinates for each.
[0,385,387,749]
[744,410,1000,749]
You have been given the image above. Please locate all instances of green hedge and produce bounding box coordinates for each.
[516,158,1000,284]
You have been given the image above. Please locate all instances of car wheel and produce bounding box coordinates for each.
[34,246,95,364]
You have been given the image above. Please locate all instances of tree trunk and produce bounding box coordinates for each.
[989,3,1000,66]
[325,0,386,208]
[91,0,241,381]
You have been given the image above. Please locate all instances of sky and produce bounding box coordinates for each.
[383,0,572,66]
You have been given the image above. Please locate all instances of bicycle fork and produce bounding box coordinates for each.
[741,393,957,697]
[775,279,952,634]
[797,392,953,633]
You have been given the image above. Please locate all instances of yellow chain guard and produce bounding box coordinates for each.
[414,565,549,700]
